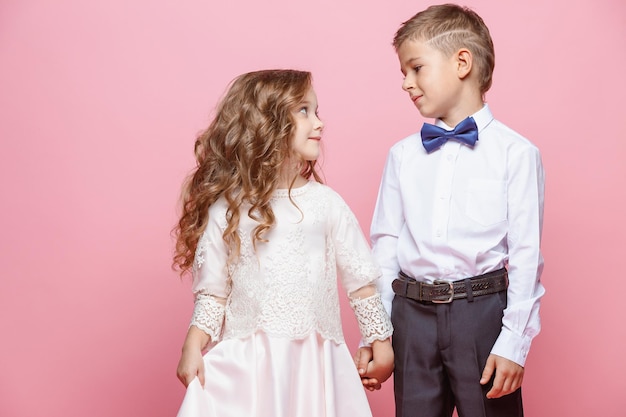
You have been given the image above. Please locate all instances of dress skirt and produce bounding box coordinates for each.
[176,331,373,417]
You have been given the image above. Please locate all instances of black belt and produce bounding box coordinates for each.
[392,268,508,304]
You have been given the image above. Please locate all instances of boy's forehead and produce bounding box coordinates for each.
[398,34,428,47]
[397,38,432,61]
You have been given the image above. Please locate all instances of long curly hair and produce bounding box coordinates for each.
[173,69,323,276]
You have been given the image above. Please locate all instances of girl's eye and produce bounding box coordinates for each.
[299,107,308,115]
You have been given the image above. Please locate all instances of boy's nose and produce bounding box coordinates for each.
[402,77,414,91]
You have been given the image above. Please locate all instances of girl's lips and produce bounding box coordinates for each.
[309,137,321,141]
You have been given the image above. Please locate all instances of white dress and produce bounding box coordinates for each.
[177,181,393,417]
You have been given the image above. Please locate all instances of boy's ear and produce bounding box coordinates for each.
[455,48,473,79]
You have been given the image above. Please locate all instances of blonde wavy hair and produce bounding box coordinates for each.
[173,69,323,276]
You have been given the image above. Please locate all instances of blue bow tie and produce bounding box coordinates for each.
[420,117,479,153]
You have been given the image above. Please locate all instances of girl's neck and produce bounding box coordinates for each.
[277,174,307,189]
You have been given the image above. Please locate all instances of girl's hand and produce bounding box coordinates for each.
[354,346,373,378]
[354,346,380,389]
[176,325,211,387]
[176,346,205,387]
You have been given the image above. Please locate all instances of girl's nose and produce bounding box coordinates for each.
[315,116,324,131]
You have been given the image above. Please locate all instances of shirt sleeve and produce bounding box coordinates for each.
[370,145,405,316]
[490,144,546,366]
[189,209,230,341]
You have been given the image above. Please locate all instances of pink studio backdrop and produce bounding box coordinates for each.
[1,0,624,416]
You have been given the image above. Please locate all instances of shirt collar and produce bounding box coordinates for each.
[434,104,494,133]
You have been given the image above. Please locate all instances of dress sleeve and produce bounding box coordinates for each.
[329,191,393,343]
[349,293,393,344]
[189,208,230,342]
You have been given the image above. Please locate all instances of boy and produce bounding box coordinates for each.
[357,4,545,417]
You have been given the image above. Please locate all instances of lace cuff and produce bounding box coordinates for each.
[190,292,226,342]
[350,293,393,344]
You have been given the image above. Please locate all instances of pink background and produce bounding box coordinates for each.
[1,0,625,416]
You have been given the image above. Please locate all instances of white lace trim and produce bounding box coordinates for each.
[194,234,210,271]
[271,181,312,199]
[350,293,393,344]
[190,292,226,342]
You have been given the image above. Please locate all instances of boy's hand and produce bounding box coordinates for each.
[480,354,524,398]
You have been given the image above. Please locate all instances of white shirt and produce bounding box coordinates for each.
[371,104,545,366]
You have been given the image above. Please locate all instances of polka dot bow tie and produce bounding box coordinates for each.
[420,116,478,153]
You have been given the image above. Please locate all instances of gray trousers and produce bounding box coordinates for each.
[391,289,523,417]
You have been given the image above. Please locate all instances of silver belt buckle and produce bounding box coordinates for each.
[432,280,454,303]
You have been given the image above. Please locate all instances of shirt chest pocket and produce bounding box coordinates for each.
[465,179,507,226]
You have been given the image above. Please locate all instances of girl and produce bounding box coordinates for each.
[173,69,393,417]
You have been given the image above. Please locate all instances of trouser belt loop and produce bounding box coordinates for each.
[464,278,474,302]
[398,270,411,298]
[403,276,409,297]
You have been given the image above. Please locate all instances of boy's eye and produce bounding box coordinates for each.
[413,65,422,73]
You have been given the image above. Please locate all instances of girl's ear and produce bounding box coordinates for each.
[455,48,473,80]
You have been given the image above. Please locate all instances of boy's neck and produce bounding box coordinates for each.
[438,96,484,128]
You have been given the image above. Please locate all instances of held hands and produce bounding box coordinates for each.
[354,343,523,397]
[353,340,394,391]
[480,354,524,399]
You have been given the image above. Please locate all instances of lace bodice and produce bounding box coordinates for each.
[189,181,392,344]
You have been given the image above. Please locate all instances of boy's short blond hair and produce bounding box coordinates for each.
[393,3,495,95]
